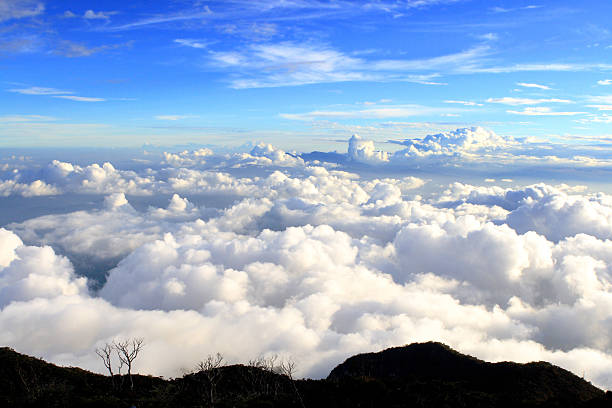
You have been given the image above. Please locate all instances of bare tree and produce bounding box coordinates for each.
[247,354,285,397]
[114,338,144,390]
[196,353,224,406]
[279,358,305,408]
[95,343,115,387]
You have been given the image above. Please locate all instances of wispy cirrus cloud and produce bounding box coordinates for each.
[8,86,105,102]
[210,42,488,88]
[598,79,612,86]
[104,0,464,31]
[0,114,56,122]
[507,107,585,116]
[53,95,105,102]
[587,96,612,104]
[516,82,551,90]
[0,35,41,53]
[575,114,612,124]
[587,105,612,111]
[280,104,451,120]
[490,5,542,13]
[444,100,483,106]
[8,86,70,95]
[0,0,44,22]
[463,63,612,74]
[105,6,213,31]
[174,39,210,49]
[487,97,572,105]
[54,40,133,57]
[154,115,198,120]
[207,37,612,89]
[370,45,490,71]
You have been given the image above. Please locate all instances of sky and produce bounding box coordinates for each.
[1,0,612,149]
[4,0,612,393]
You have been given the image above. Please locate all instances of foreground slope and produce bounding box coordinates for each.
[327,342,608,407]
[1,342,611,407]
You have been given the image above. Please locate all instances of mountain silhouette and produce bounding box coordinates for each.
[2,342,611,407]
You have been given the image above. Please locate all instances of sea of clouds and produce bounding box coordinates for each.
[2,127,612,389]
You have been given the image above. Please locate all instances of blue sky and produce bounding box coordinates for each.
[1,0,612,149]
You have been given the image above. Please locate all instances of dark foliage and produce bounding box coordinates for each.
[1,342,611,408]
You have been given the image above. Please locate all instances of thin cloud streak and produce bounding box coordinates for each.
[517,82,551,90]
[507,107,586,116]
[487,97,572,105]
[280,104,452,120]
[52,95,106,102]
[8,87,72,95]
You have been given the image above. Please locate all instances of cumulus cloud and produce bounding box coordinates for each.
[0,179,59,197]
[434,182,612,242]
[0,229,87,307]
[28,160,158,195]
[348,134,389,163]
[4,139,612,389]
[393,126,514,157]
[2,126,611,200]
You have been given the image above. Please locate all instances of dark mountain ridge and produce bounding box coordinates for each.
[1,342,611,407]
[329,342,607,407]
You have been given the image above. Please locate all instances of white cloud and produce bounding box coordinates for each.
[516,82,551,90]
[507,107,586,116]
[84,10,114,20]
[8,86,106,101]
[0,179,60,197]
[477,32,499,41]
[154,115,197,120]
[348,134,389,163]
[587,96,612,104]
[54,40,133,57]
[392,126,515,157]
[487,97,571,105]
[8,87,72,95]
[597,79,612,86]
[104,7,213,30]
[0,0,44,22]
[576,114,612,124]
[52,95,106,102]
[587,105,612,111]
[210,42,488,88]
[280,104,447,120]
[444,100,483,106]
[174,38,209,49]
[5,144,612,389]
[464,63,612,74]
[0,114,55,122]
[4,182,612,388]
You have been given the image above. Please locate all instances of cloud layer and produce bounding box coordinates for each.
[3,132,612,389]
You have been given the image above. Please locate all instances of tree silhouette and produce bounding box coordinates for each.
[196,353,224,406]
[113,338,144,390]
[95,343,115,388]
